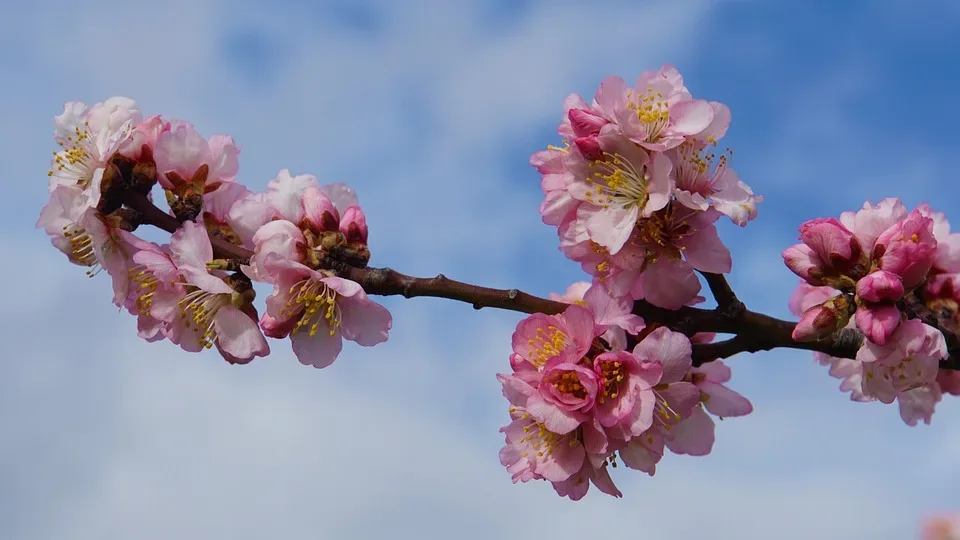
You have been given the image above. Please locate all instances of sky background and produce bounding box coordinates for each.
[2,1,959,539]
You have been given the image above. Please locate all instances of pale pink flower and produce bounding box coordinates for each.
[154,120,239,190]
[48,97,142,195]
[632,327,700,434]
[532,144,580,227]
[549,282,592,305]
[917,203,960,273]
[592,350,661,433]
[858,319,947,404]
[123,233,182,343]
[670,141,760,226]
[164,221,270,363]
[793,295,854,342]
[37,183,136,305]
[497,375,585,483]
[527,360,600,434]
[815,353,874,402]
[593,65,715,151]
[260,254,391,368]
[873,208,937,289]
[565,129,674,254]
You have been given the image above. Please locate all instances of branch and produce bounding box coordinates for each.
[120,190,959,369]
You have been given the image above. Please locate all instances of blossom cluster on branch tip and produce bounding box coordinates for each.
[499,282,751,500]
[784,198,960,425]
[532,64,762,310]
[37,97,391,368]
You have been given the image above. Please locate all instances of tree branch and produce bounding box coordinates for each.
[120,190,959,369]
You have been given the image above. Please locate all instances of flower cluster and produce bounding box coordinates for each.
[498,283,752,500]
[37,98,392,368]
[531,64,761,309]
[785,198,960,424]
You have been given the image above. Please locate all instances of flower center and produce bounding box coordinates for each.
[626,87,669,141]
[49,123,98,188]
[583,152,651,211]
[526,325,568,368]
[62,224,101,276]
[597,360,625,404]
[514,411,575,458]
[674,141,731,195]
[635,206,698,261]
[284,278,341,337]
[548,371,587,399]
[178,288,232,348]
[653,385,683,426]
[128,265,160,315]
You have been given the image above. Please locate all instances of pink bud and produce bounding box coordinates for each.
[568,108,609,138]
[573,136,603,161]
[874,209,937,288]
[339,205,368,245]
[855,270,904,303]
[302,186,339,232]
[798,217,860,272]
[791,295,853,342]
[854,304,902,345]
[782,244,824,285]
[260,312,296,339]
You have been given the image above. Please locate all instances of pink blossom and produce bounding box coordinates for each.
[855,304,903,346]
[48,97,142,195]
[260,255,391,368]
[873,208,937,288]
[510,304,596,371]
[592,350,661,433]
[565,129,674,254]
[593,65,715,151]
[123,234,182,343]
[549,282,592,305]
[527,360,599,434]
[531,144,579,227]
[154,120,239,191]
[340,205,368,245]
[917,203,960,272]
[839,198,907,256]
[858,319,947,404]
[164,220,270,363]
[670,141,760,226]
[632,327,700,435]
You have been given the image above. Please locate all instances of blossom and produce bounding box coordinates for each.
[858,319,947,404]
[917,203,960,273]
[872,208,937,289]
[260,255,391,368]
[670,140,760,226]
[154,120,239,192]
[593,64,715,151]
[793,295,855,342]
[160,220,270,363]
[688,359,753,418]
[48,97,142,197]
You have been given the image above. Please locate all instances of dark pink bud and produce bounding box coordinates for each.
[302,186,339,232]
[568,108,609,137]
[874,209,937,288]
[574,136,603,161]
[782,244,824,285]
[855,270,904,303]
[791,295,854,342]
[855,304,902,345]
[798,217,860,272]
[260,312,296,339]
[339,205,368,245]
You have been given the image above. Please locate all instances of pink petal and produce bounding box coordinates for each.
[291,328,343,369]
[681,223,732,273]
[664,406,715,456]
[701,382,753,417]
[640,259,701,310]
[339,293,392,347]
[668,99,714,136]
[170,220,213,269]
[526,395,582,435]
[634,327,692,383]
[214,306,270,361]
[585,204,638,255]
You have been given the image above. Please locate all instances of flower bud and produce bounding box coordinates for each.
[573,136,604,161]
[798,217,861,273]
[874,209,937,288]
[854,304,902,345]
[782,244,824,285]
[855,269,904,303]
[568,108,609,138]
[792,295,853,342]
[340,205,368,245]
[302,185,339,233]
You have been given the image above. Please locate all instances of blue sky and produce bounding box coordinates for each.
[2,1,959,539]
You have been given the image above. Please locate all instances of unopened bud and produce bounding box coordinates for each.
[568,108,608,138]
[130,145,158,195]
[303,186,340,233]
[573,136,603,161]
[855,269,904,303]
[340,205,368,245]
[792,295,854,342]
